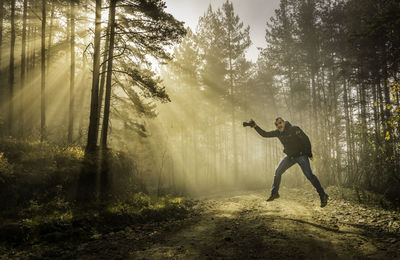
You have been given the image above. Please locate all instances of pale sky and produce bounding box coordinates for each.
[165,0,281,61]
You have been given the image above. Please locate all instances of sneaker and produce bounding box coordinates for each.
[320,193,329,208]
[266,193,280,202]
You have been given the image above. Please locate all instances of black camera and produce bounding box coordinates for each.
[243,120,255,127]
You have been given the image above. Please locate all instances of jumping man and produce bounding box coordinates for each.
[245,117,329,207]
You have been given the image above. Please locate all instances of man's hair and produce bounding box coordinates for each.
[275,117,284,122]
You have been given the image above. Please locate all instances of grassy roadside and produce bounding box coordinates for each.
[0,138,195,258]
[0,193,194,258]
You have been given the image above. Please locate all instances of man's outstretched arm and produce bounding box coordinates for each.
[249,120,279,138]
[254,126,279,137]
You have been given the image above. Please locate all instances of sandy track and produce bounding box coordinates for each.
[66,188,400,259]
[128,188,400,259]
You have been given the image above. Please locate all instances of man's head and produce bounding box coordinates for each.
[275,117,285,132]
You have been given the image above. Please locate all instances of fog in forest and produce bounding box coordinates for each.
[0,0,399,199]
[0,0,400,258]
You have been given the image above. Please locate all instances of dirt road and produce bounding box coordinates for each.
[73,187,400,259]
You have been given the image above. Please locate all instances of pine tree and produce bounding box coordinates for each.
[40,0,47,142]
[86,0,102,154]
[68,0,76,143]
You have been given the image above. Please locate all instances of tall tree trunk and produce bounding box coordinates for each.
[382,45,391,122]
[372,79,381,144]
[46,2,54,77]
[100,0,117,149]
[180,126,186,192]
[8,0,16,136]
[26,25,34,133]
[79,0,102,203]
[68,1,76,143]
[40,0,46,142]
[0,0,4,119]
[330,69,341,185]
[359,80,369,187]
[311,68,319,144]
[228,40,238,184]
[78,55,87,138]
[192,119,198,184]
[377,81,385,126]
[213,115,217,184]
[19,0,28,138]
[65,2,70,129]
[86,0,102,153]
[98,4,112,130]
[0,0,3,68]
[31,27,37,72]
[342,78,352,183]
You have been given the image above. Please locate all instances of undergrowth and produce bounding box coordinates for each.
[0,192,192,246]
[0,138,195,254]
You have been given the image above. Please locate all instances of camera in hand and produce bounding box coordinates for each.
[243,120,255,127]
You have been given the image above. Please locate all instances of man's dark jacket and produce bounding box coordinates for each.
[254,121,312,158]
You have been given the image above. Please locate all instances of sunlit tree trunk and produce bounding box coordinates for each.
[100,0,116,149]
[68,1,76,143]
[18,0,28,137]
[343,78,353,181]
[223,126,228,184]
[372,80,381,144]
[358,79,369,186]
[377,80,385,126]
[31,27,37,72]
[332,75,342,185]
[78,55,88,141]
[227,29,238,185]
[98,3,112,129]
[40,0,46,142]
[63,2,71,129]
[381,44,394,162]
[192,119,198,184]
[372,79,382,176]
[47,2,54,77]
[348,84,357,184]
[30,26,38,135]
[19,0,28,138]
[244,87,249,177]
[86,0,102,153]
[180,126,186,191]
[229,59,238,183]
[25,25,32,133]
[321,71,332,183]
[311,70,317,139]
[8,0,16,136]
[360,83,368,142]
[382,46,391,122]
[213,115,217,184]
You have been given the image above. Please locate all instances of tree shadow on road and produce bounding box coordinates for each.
[196,209,397,259]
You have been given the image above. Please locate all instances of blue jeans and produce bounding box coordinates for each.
[271,155,325,196]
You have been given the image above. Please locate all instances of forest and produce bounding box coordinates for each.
[0,0,399,258]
